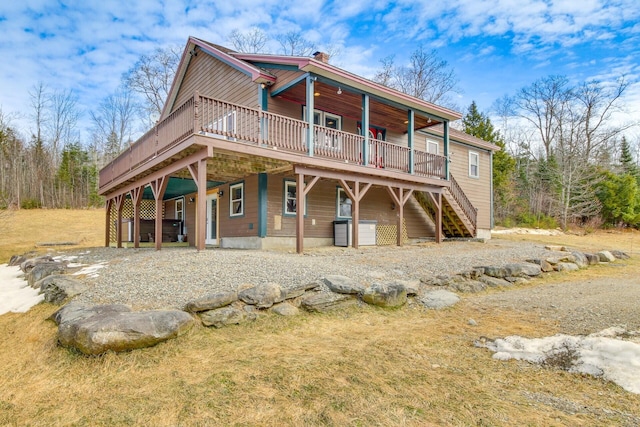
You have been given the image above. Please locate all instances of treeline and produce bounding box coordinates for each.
[0,48,180,209]
[462,75,638,229]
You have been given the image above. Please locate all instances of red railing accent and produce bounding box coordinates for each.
[99,93,449,190]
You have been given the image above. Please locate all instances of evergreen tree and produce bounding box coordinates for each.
[619,136,638,178]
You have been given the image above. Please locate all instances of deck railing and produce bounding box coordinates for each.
[99,93,448,189]
[447,174,478,231]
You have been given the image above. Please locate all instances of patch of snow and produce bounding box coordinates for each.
[71,262,106,278]
[479,329,640,394]
[492,228,564,236]
[0,264,44,315]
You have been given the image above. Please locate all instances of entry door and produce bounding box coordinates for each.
[205,194,218,245]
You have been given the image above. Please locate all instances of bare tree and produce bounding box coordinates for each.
[122,46,180,125]
[90,88,138,163]
[276,31,316,56]
[228,28,269,53]
[47,88,81,168]
[373,45,459,104]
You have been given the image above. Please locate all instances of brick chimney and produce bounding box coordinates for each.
[313,51,330,63]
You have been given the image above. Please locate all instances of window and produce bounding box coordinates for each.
[426,139,439,155]
[469,151,479,178]
[336,188,352,218]
[175,198,184,220]
[230,182,244,216]
[304,107,342,150]
[283,180,305,215]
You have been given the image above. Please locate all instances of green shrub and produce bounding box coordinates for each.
[516,212,558,229]
[20,198,41,209]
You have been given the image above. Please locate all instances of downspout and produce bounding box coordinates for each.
[490,150,494,229]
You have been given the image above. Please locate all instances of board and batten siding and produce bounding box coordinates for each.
[172,53,259,113]
[267,175,434,239]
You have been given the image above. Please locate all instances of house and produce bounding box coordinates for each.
[99,37,500,253]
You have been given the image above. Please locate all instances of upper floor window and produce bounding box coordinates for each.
[469,151,479,178]
[230,182,244,216]
[426,139,439,155]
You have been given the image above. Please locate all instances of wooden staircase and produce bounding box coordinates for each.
[414,174,477,238]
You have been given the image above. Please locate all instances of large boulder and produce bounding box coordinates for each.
[477,275,512,288]
[20,255,55,273]
[571,251,589,268]
[526,258,554,272]
[57,306,194,355]
[271,302,299,316]
[417,290,460,309]
[584,253,600,265]
[301,292,356,312]
[362,282,407,308]
[556,262,579,272]
[184,291,237,313]
[27,262,67,288]
[447,279,487,293]
[390,279,421,296]
[611,250,630,260]
[478,266,507,278]
[50,303,132,326]
[597,251,616,262]
[282,282,321,300]
[8,254,29,267]
[504,263,542,277]
[322,275,365,294]
[546,254,576,265]
[238,283,284,308]
[199,306,246,328]
[38,275,87,304]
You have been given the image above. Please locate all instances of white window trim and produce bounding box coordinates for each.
[469,151,480,178]
[426,139,439,155]
[336,188,352,218]
[175,197,184,220]
[230,182,244,217]
[284,180,305,215]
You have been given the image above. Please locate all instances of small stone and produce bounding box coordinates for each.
[584,253,600,265]
[597,251,616,262]
[27,262,67,288]
[571,251,589,268]
[38,275,87,305]
[282,282,320,300]
[556,262,579,272]
[417,289,460,309]
[184,291,238,313]
[301,292,356,312]
[545,245,567,252]
[238,283,283,308]
[362,282,407,308]
[478,266,507,278]
[477,276,512,288]
[468,319,478,326]
[610,250,630,260]
[200,306,246,328]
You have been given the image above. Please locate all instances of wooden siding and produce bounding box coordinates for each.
[173,53,258,113]
[217,175,259,238]
[449,142,491,229]
[266,175,433,239]
[269,69,304,95]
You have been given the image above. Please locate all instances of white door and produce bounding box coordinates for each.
[205,194,218,245]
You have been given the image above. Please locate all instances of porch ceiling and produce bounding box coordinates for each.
[273,80,442,133]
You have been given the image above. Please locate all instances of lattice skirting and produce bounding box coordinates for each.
[376,220,408,245]
[109,199,160,242]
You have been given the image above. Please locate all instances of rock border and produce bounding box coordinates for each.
[7,246,630,355]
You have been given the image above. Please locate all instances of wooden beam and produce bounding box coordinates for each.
[115,194,125,249]
[150,176,169,251]
[130,185,144,248]
[104,198,112,247]
[428,192,443,244]
[196,158,207,251]
[296,172,304,254]
[396,188,403,246]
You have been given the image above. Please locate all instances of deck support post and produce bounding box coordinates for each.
[150,176,168,251]
[338,180,372,249]
[114,194,125,249]
[187,157,209,251]
[295,170,321,254]
[428,192,443,243]
[105,198,112,247]
[130,185,144,249]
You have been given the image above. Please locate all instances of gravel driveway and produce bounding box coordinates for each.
[67,239,638,334]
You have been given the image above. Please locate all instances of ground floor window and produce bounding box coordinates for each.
[230,182,244,216]
[337,187,352,218]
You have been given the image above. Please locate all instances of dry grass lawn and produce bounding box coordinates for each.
[1,210,639,426]
[0,209,104,264]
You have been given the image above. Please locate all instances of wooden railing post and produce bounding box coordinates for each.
[193,90,200,133]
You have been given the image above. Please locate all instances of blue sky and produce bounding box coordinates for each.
[0,0,639,141]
